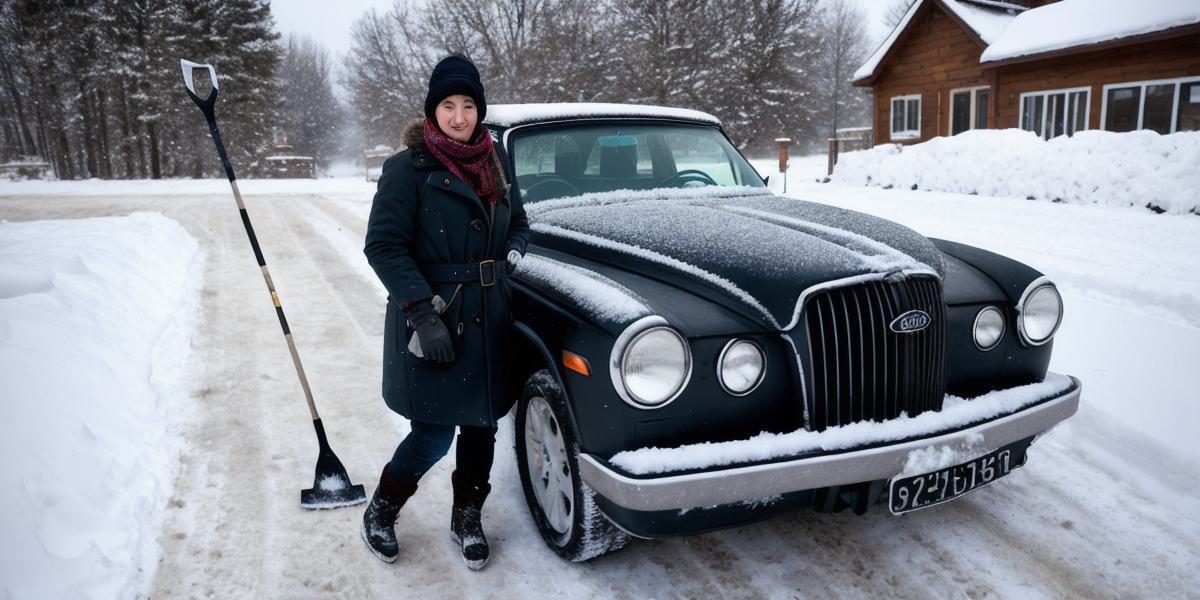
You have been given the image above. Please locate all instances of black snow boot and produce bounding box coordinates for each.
[361,465,418,563]
[450,469,492,570]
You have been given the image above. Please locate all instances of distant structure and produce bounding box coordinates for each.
[0,157,52,181]
[262,136,315,178]
[827,127,872,175]
[364,145,394,182]
[852,0,1200,145]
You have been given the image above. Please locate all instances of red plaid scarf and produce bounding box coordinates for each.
[422,119,502,207]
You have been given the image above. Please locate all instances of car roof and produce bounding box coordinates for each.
[484,103,721,128]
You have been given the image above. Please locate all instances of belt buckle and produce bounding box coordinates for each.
[478,259,496,287]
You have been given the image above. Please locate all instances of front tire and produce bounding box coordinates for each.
[515,369,630,562]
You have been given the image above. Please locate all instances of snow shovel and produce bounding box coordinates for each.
[181,59,366,510]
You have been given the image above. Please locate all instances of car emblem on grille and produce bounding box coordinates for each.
[890,310,931,333]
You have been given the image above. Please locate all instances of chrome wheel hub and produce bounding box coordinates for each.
[524,395,574,538]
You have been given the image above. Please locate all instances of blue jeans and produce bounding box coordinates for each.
[388,420,497,486]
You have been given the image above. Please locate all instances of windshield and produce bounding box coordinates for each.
[509,123,765,202]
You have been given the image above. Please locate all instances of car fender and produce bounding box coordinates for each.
[932,238,1045,305]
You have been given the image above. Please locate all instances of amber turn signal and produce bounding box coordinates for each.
[562,349,591,376]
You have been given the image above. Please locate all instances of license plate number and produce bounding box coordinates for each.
[889,441,1030,515]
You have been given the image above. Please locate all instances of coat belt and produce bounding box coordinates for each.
[420,259,508,287]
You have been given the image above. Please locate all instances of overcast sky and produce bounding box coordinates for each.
[270,0,894,63]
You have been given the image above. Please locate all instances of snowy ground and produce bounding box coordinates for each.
[2,164,1198,598]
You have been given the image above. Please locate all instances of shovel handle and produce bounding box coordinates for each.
[180,58,320,421]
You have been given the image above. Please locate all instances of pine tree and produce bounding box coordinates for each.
[165,0,280,177]
[277,33,343,168]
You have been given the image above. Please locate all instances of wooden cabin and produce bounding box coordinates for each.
[852,0,1200,145]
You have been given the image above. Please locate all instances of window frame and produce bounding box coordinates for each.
[890,94,922,141]
[1018,86,1091,140]
[948,86,991,135]
[1100,76,1200,133]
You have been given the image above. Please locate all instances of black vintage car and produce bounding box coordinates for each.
[484,104,1080,561]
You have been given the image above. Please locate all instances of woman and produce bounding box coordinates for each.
[361,54,529,570]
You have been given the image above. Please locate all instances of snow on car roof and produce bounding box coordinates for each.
[980,0,1200,63]
[485,103,721,128]
[853,0,1022,82]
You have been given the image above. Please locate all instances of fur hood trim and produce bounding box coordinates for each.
[401,118,426,150]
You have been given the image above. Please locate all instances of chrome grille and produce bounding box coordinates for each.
[803,276,946,431]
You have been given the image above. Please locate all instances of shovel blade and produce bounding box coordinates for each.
[300,418,367,510]
[301,480,367,509]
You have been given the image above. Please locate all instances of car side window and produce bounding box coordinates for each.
[663,131,737,185]
[515,134,571,178]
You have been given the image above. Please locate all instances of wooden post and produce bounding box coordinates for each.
[774,137,791,193]
[827,138,839,176]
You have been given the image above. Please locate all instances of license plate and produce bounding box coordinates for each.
[889,440,1031,515]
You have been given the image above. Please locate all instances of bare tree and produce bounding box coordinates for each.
[815,0,873,144]
[342,4,428,148]
[883,0,916,29]
[343,0,831,154]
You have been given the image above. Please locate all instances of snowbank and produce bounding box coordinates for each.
[611,373,1074,475]
[0,213,205,598]
[830,129,1200,214]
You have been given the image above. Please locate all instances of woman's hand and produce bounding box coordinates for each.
[407,299,456,362]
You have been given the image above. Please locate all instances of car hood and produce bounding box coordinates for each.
[526,187,944,331]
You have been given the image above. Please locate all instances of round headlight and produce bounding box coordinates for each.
[1018,280,1063,346]
[973,306,1005,351]
[718,339,766,396]
[620,326,691,407]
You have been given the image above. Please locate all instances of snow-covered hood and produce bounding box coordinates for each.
[526,187,944,330]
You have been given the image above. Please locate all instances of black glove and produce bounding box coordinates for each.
[407,298,455,363]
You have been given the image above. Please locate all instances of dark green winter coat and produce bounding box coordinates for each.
[365,121,530,427]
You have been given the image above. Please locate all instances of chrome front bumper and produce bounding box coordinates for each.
[579,376,1081,512]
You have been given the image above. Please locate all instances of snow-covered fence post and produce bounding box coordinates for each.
[775,138,791,194]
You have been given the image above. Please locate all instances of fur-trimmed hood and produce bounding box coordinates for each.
[401,118,426,151]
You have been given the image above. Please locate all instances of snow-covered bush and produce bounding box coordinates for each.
[831,129,1200,215]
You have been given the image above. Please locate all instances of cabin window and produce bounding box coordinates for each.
[1102,77,1200,134]
[1179,81,1200,131]
[890,95,921,140]
[1019,88,1089,140]
[950,87,990,135]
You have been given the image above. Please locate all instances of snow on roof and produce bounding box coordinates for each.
[485,103,720,128]
[941,0,1020,43]
[852,0,1022,83]
[981,0,1200,63]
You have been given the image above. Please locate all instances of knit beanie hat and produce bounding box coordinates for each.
[424,54,487,123]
